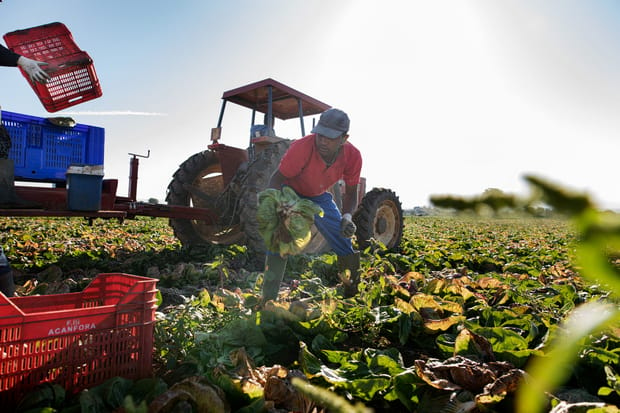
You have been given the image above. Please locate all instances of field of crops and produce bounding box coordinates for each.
[1,214,619,412]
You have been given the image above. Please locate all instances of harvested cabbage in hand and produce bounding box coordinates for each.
[257,186,323,257]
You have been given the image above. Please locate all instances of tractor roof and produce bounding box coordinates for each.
[222,78,331,120]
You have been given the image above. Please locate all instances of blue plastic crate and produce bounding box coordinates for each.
[1,110,105,182]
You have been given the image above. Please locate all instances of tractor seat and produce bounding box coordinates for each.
[250,124,286,144]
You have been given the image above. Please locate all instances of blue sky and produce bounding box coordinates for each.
[1,0,619,210]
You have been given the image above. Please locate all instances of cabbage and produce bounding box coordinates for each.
[257,186,323,257]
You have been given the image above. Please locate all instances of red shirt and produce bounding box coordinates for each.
[279,134,362,197]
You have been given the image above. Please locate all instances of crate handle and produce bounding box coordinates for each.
[0,292,26,316]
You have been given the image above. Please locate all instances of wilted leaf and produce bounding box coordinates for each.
[415,355,523,400]
[454,328,495,362]
[423,315,466,333]
[148,376,229,413]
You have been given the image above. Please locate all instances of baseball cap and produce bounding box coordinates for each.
[311,108,350,139]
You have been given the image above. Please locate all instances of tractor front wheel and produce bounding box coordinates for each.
[354,188,403,250]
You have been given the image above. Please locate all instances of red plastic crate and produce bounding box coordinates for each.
[3,22,103,112]
[0,273,158,408]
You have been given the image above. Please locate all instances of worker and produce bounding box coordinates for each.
[262,108,362,301]
[0,44,49,208]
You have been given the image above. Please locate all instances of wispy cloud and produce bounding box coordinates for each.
[56,111,168,116]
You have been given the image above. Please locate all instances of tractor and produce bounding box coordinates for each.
[0,78,404,254]
[165,78,404,253]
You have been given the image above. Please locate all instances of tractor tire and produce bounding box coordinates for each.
[166,150,244,246]
[238,141,291,253]
[353,188,403,251]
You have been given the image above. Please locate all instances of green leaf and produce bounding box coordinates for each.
[436,333,457,357]
[319,349,351,365]
[332,377,392,401]
[524,175,593,215]
[198,288,211,306]
[480,326,528,348]
[516,301,620,413]
[577,242,620,298]
[155,289,163,307]
[90,376,134,410]
[364,348,405,376]
[390,369,420,410]
[599,386,615,396]
[291,378,373,413]
[79,389,105,413]
[300,341,324,376]
[581,347,620,366]
[218,317,267,349]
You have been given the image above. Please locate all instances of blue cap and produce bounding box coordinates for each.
[311,108,350,139]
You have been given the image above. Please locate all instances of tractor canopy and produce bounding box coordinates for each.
[221,78,331,120]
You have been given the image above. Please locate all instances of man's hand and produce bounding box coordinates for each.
[340,213,356,238]
[17,56,50,84]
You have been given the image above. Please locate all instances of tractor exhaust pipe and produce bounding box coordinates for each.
[128,150,150,201]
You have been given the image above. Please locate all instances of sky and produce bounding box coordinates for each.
[1,0,619,210]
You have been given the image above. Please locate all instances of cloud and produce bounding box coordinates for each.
[57,111,168,116]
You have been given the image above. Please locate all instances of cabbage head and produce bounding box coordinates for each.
[257,186,323,257]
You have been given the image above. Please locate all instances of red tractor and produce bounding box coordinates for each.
[165,78,404,253]
[1,79,404,253]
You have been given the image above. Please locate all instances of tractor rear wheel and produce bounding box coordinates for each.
[353,188,403,250]
[166,150,244,246]
[238,141,291,253]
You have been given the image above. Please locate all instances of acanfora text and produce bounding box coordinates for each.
[48,319,96,336]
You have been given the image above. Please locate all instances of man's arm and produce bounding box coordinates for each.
[339,183,359,238]
[0,45,20,67]
[268,170,286,190]
[0,45,50,83]
[342,183,359,215]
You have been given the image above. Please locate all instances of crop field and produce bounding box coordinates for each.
[1,214,619,412]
